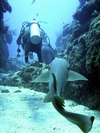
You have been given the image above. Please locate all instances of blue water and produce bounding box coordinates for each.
[4,0,79,58]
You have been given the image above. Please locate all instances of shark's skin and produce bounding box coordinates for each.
[33,58,94,133]
[43,58,88,102]
[48,58,69,97]
[51,73,94,133]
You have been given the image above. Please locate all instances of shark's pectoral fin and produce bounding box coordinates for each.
[67,70,88,81]
[43,92,51,103]
[32,69,49,83]
[54,96,65,107]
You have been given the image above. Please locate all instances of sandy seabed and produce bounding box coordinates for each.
[0,86,100,133]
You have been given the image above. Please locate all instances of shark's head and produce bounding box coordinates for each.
[49,58,70,69]
[48,58,70,97]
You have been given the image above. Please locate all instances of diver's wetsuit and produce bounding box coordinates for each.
[17,32,42,63]
[24,37,42,63]
[16,20,55,64]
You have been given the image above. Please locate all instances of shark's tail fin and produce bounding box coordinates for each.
[64,111,95,133]
[54,95,95,133]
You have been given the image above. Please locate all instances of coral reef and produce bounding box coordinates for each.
[0,62,48,93]
[0,0,12,68]
[56,0,100,110]
[74,0,100,26]
[54,0,100,110]
[0,33,9,68]
[0,57,25,73]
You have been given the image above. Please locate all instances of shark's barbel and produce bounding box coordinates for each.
[32,58,94,133]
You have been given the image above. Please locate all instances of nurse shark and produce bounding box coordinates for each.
[32,58,94,133]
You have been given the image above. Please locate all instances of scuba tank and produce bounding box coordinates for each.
[30,19,41,44]
[16,19,41,58]
[17,18,55,64]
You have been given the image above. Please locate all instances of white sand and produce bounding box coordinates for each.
[0,86,100,133]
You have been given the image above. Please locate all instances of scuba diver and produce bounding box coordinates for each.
[16,19,55,64]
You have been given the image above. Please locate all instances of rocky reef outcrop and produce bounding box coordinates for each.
[0,0,12,68]
[0,34,9,68]
[0,62,48,94]
[56,0,100,110]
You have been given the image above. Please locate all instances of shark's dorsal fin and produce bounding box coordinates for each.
[32,69,49,83]
[67,70,88,81]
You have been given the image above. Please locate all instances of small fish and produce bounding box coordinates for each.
[31,0,36,4]
[36,13,39,17]
[62,22,65,25]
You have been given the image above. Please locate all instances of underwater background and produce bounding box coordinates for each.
[0,0,100,133]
